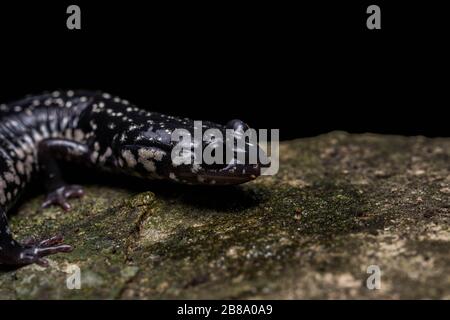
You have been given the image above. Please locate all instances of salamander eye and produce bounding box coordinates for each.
[226,119,250,132]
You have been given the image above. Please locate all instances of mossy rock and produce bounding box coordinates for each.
[1,132,449,299]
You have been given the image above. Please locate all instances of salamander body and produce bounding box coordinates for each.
[0,90,261,266]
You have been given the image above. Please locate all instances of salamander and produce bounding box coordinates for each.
[0,90,262,267]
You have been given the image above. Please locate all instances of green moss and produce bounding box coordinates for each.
[1,132,449,299]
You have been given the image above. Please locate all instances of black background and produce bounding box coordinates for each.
[0,299,446,318]
[0,1,448,140]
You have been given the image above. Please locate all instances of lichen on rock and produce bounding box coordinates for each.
[1,132,449,299]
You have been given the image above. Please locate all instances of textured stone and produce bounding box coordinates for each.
[1,132,449,299]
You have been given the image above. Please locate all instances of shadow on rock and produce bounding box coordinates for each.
[63,166,266,212]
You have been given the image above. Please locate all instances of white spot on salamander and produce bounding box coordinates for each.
[16,161,25,175]
[90,151,99,164]
[138,148,165,162]
[74,129,85,142]
[169,172,178,181]
[122,150,137,168]
[139,158,156,172]
[99,147,113,163]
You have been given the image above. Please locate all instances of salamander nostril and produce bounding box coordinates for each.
[226,119,250,132]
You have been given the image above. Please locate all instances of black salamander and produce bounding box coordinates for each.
[0,90,261,266]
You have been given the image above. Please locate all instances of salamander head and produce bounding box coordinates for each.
[117,119,266,185]
[170,119,267,185]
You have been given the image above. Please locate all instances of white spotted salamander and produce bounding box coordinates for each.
[0,90,262,266]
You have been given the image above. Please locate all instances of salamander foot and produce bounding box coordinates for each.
[42,185,84,211]
[3,235,73,267]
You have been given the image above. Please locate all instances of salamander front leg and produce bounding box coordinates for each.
[0,208,72,266]
[42,185,84,211]
[38,139,90,211]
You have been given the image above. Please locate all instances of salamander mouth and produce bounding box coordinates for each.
[170,163,261,185]
[169,145,269,185]
[204,164,261,185]
[199,163,261,185]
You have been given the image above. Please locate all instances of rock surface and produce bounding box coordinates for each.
[1,132,449,299]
